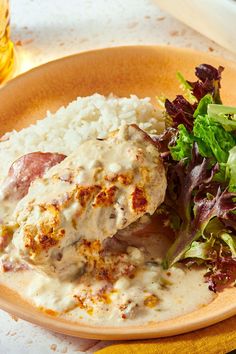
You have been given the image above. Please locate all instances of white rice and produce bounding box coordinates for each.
[0,94,163,182]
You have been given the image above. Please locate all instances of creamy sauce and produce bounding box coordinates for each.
[0,217,215,325]
[8,125,166,279]
[0,123,215,326]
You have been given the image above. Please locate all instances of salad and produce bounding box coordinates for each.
[155,63,236,292]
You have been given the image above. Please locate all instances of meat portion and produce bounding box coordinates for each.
[0,152,66,201]
[12,124,167,277]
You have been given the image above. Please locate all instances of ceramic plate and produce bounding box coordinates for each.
[0,46,236,340]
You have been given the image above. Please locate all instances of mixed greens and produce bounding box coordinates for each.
[155,64,236,292]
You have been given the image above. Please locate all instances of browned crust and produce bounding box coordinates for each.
[132,186,147,213]
[93,186,118,207]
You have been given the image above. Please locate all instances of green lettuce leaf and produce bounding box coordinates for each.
[220,233,236,257]
[193,115,236,163]
[176,72,197,104]
[168,96,236,164]
[208,104,236,131]
[183,238,214,260]
[169,124,193,161]
[170,115,236,165]
[183,218,236,261]
[227,146,236,192]
[193,94,213,118]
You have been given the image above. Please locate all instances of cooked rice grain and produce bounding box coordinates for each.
[0,94,163,182]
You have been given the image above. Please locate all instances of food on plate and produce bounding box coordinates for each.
[1,152,66,201]
[0,65,235,326]
[12,124,166,278]
[155,64,236,292]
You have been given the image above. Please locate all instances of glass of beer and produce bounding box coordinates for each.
[0,0,14,83]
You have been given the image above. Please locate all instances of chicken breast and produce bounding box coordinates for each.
[11,124,166,277]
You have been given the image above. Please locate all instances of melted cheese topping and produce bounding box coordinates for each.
[11,125,166,277]
[0,223,214,326]
[0,124,215,326]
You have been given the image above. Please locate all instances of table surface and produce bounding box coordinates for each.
[1,0,236,353]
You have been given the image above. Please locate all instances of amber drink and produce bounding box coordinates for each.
[0,0,14,83]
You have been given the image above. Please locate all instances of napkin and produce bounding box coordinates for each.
[155,0,236,54]
[95,316,236,354]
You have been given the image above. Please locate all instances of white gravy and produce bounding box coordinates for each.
[0,216,214,326]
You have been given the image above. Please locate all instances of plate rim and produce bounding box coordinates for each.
[0,285,235,340]
[3,44,236,90]
[0,44,236,339]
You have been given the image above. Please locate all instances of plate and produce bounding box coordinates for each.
[0,46,236,340]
